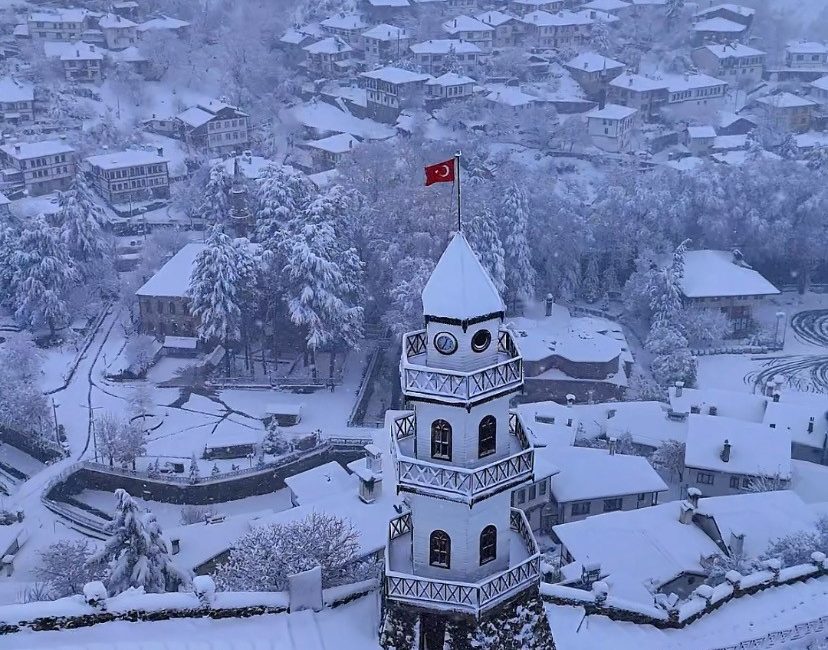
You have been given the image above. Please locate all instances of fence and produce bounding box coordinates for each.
[347,344,386,428]
[712,615,827,650]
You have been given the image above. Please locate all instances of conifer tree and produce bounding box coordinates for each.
[253,163,313,248]
[189,453,200,484]
[500,184,536,310]
[200,162,232,226]
[88,489,187,595]
[466,205,506,295]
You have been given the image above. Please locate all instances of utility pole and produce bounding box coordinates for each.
[51,398,60,446]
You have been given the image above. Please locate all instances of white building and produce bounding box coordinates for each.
[425,72,476,103]
[509,0,564,16]
[0,140,76,196]
[361,24,411,65]
[565,52,626,96]
[785,41,828,69]
[521,10,592,50]
[811,75,828,106]
[475,10,523,48]
[586,103,637,152]
[98,13,138,50]
[663,73,728,120]
[441,15,494,51]
[409,39,482,74]
[28,9,89,41]
[684,125,716,155]
[305,133,359,171]
[684,414,792,497]
[59,42,104,82]
[84,149,170,206]
[754,92,817,134]
[0,78,34,123]
[319,13,370,45]
[303,37,354,76]
[607,72,668,119]
[174,100,251,155]
[383,233,544,639]
[360,67,432,123]
[691,43,765,86]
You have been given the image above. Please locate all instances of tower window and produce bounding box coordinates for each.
[479,525,497,565]
[431,419,452,460]
[429,530,451,568]
[471,329,492,353]
[478,415,496,458]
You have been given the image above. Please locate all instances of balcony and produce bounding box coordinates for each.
[385,508,540,616]
[401,329,523,405]
[391,412,533,504]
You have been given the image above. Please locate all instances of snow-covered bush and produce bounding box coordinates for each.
[193,575,216,606]
[214,512,359,591]
[83,581,108,607]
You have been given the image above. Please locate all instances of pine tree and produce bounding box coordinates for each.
[280,186,364,379]
[189,453,200,484]
[500,184,536,309]
[465,205,506,295]
[253,163,313,248]
[11,215,78,337]
[88,489,187,595]
[188,226,244,373]
[57,173,107,276]
[581,255,600,303]
[778,133,800,160]
[200,162,232,226]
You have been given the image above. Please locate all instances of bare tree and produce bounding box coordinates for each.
[35,539,107,597]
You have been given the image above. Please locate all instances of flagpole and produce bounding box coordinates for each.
[455,150,461,232]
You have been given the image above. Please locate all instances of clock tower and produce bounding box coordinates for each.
[381,233,554,649]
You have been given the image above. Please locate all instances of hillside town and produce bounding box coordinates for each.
[0,0,826,648]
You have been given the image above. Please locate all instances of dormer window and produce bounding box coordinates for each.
[434,332,458,355]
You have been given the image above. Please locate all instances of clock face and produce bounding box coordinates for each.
[434,332,458,355]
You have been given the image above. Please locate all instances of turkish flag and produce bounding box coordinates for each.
[424,158,455,186]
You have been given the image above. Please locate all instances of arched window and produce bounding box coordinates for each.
[431,419,452,460]
[169,302,176,315]
[430,530,451,568]
[478,415,496,458]
[479,525,497,565]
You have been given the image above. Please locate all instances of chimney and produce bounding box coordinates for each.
[365,444,382,475]
[679,501,695,525]
[708,404,718,416]
[454,19,457,27]
[729,531,745,556]
[76,49,80,57]
[765,380,775,397]
[566,394,576,406]
[687,487,701,509]
[720,439,731,463]
[358,444,383,504]
[545,293,554,316]
[171,538,180,555]
[808,417,815,434]
[608,437,617,455]
[628,76,633,86]
[674,380,684,397]
[772,391,780,403]
[157,147,164,157]
[13,144,20,154]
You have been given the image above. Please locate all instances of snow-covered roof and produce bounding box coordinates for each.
[508,309,624,365]
[609,72,667,92]
[764,399,828,451]
[409,39,481,54]
[522,9,592,26]
[697,43,765,59]
[575,7,619,23]
[284,461,354,505]
[516,402,580,448]
[664,73,727,92]
[0,78,33,103]
[135,243,205,298]
[0,139,75,160]
[60,42,103,61]
[582,0,630,11]
[693,16,747,33]
[280,27,314,45]
[442,15,494,34]
[565,51,625,72]
[547,446,667,503]
[717,110,755,128]
[712,149,781,166]
[486,86,537,107]
[361,23,409,41]
[110,46,147,63]
[553,500,722,602]
[586,103,636,120]
[755,91,817,109]
[576,401,688,448]
[679,249,779,298]
[361,66,430,84]
[684,413,791,479]
[12,24,27,37]
[712,133,747,150]
[475,10,517,27]
[687,125,716,138]
[811,75,828,91]
[305,132,359,154]
[421,233,505,321]
[216,155,276,180]
[98,12,137,29]
[176,106,215,128]
[426,71,476,86]
[320,13,368,30]
[86,149,169,169]
[694,3,755,18]
[136,15,190,32]
[29,8,88,23]
[367,0,409,6]
[0,523,24,556]
[303,36,353,55]
[291,101,396,140]
[786,41,828,55]
[163,336,197,349]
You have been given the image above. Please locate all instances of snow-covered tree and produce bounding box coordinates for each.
[745,473,788,493]
[701,550,758,586]
[11,215,78,337]
[200,162,233,226]
[465,205,506,295]
[647,321,697,388]
[650,439,686,482]
[681,306,732,346]
[253,163,313,248]
[89,489,188,595]
[215,512,360,591]
[0,337,49,437]
[580,255,601,303]
[94,413,145,468]
[188,227,245,372]
[761,527,823,568]
[56,174,108,277]
[778,133,800,160]
[189,453,200,484]
[35,539,107,597]
[500,183,536,309]
[588,20,611,54]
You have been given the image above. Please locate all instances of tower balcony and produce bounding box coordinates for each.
[401,329,523,405]
[391,411,534,504]
[384,507,541,616]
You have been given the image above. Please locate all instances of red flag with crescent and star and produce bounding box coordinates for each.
[424,158,456,186]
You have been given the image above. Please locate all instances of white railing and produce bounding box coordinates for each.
[390,411,534,503]
[401,329,523,404]
[385,508,540,615]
